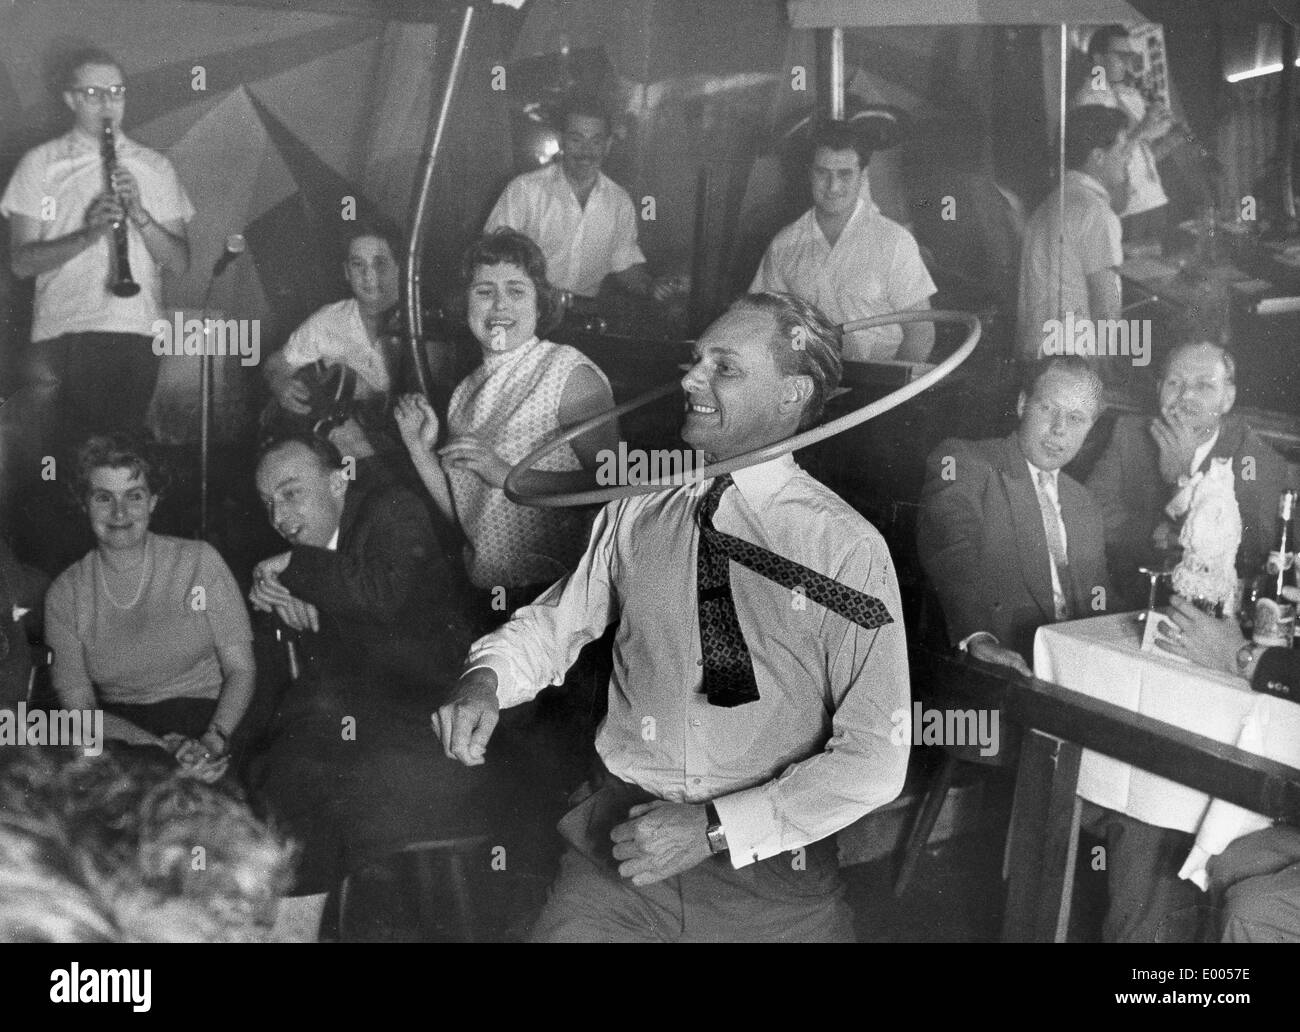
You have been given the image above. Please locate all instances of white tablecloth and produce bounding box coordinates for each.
[1033,612,1300,887]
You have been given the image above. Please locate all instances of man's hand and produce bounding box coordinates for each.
[109,166,146,223]
[610,801,712,886]
[85,193,124,232]
[967,635,1032,678]
[273,598,320,633]
[1150,412,1203,485]
[326,417,375,461]
[651,274,689,303]
[433,668,499,765]
[395,393,441,454]
[1137,103,1175,142]
[1156,594,1247,676]
[268,371,312,415]
[254,552,293,583]
[439,436,511,489]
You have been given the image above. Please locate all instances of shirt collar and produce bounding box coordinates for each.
[1025,458,1057,490]
[1193,428,1220,473]
[552,160,605,200]
[326,527,340,552]
[1064,168,1109,202]
[726,453,799,509]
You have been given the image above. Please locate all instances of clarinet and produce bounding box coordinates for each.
[100,118,141,298]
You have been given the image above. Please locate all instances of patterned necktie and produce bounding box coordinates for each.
[1035,469,1074,620]
[695,475,894,708]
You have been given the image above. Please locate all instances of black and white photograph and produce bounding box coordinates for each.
[0,0,1297,976]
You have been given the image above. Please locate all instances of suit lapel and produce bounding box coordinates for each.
[997,435,1056,624]
[1059,474,1100,614]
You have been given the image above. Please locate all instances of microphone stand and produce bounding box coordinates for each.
[197,274,217,542]
[196,244,243,541]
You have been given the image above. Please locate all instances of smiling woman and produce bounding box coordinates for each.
[396,228,618,609]
[43,434,255,780]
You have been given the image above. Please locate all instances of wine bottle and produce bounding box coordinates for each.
[1252,488,1298,647]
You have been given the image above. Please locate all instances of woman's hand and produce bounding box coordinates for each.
[395,393,440,454]
[439,435,511,489]
[165,735,230,782]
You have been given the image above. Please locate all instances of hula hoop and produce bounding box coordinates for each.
[504,308,981,508]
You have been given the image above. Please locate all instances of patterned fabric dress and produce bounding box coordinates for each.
[447,337,609,589]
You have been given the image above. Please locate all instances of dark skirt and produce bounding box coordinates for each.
[103,696,218,740]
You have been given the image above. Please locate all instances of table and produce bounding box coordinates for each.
[1033,611,1300,887]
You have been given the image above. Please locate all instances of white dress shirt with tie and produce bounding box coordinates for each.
[465,455,910,867]
[1028,461,1070,620]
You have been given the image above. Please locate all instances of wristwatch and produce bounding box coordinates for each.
[705,801,728,855]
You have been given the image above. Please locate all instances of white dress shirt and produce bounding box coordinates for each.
[485,163,646,297]
[749,198,936,362]
[465,455,910,867]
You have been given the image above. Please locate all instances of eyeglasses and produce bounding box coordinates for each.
[70,85,127,102]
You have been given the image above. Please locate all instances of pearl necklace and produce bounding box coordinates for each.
[97,537,152,610]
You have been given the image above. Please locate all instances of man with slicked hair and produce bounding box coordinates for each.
[436,292,910,942]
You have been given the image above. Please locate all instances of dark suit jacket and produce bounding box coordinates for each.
[1253,647,1300,704]
[917,434,1113,661]
[278,471,471,693]
[1086,413,1289,587]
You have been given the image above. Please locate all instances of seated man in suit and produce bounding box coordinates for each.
[919,356,1201,941]
[1087,340,1288,598]
[246,433,500,939]
[917,355,1111,675]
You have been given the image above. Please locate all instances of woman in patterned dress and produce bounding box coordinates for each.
[396,229,618,610]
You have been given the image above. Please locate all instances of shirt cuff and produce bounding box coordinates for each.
[957,630,998,652]
[711,784,784,869]
[462,655,525,709]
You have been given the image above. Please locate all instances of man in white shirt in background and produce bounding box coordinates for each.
[485,96,675,301]
[1074,25,1176,244]
[1016,105,1130,365]
[435,291,910,942]
[750,119,936,364]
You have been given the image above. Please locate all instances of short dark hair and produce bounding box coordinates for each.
[1087,25,1132,58]
[255,433,345,476]
[458,228,558,333]
[340,216,405,270]
[558,93,612,135]
[733,292,843,431]
[808,119,870,170]
[1021,356,1105,418]
[72,433,166,503]
[1063,105,1129,171]
[62,48,122,90]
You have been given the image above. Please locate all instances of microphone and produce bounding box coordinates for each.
[211,234,246,277]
